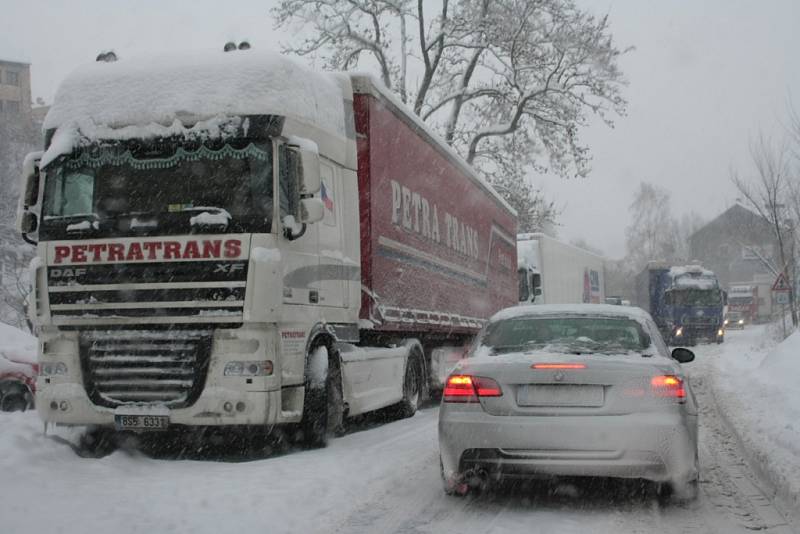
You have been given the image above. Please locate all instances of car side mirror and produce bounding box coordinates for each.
[287,138,321,195]
[671,347,695,363]
[298,198,324,224]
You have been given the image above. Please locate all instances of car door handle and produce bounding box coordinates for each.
[309,290,319,303]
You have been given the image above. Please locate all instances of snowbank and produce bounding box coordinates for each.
[710,326,800,514]
[0,321,36,366]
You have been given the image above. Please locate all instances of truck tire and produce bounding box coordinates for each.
[395,347,423,419]
[298,342,343,448]
[76,428,118,458]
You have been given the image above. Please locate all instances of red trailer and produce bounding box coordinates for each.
[352,77,517,338]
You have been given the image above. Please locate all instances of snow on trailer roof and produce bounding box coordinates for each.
[490,303,654,325]
[43,49,347,151]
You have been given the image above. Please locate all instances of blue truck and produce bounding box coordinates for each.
[635,263,726,345]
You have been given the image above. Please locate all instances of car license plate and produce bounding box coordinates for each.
[517,385,604,407]
[114,414,169,431]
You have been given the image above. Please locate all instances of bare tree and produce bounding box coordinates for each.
[272,0,629,230]
[624,182,679,272]
[731,134,798,327]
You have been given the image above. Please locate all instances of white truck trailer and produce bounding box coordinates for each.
[517,233,606,305]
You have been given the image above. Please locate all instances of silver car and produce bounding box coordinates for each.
[439,304,698,499]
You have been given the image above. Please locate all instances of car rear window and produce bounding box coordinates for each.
[480,316,650,355]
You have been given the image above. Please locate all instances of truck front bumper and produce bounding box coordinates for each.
[36,383,294,427]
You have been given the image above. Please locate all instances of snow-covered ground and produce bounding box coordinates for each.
[703,324,800,516]
[0,326,797,534]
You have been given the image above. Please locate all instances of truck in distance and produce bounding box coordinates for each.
[635,263,726,345]
[517,233,606,305]
[17,48,517,452]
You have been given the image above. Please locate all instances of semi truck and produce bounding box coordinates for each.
[635,263,725,345]
[16,49,517,450]
[517,233,606,305]
[727,285,758,324]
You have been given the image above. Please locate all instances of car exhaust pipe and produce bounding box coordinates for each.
[465,468,491,491]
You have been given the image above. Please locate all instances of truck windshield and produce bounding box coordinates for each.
[40,139,275,239]
[669,289,722,306]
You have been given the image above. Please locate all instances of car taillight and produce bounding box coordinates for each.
[650,375,686,401]
[443,375,503,402]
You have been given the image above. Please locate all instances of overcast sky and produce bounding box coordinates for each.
[2,0,799,259]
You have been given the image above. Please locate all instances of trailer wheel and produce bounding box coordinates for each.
[395,347,423,419]
[298,341,343,448]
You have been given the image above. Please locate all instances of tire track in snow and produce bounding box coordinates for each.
[690,342,796,533]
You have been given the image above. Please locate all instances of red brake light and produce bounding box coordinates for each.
[532,363,586,370]
[443,375,502,402]
[650,375,686,401]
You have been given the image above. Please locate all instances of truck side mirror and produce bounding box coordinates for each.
[518,269,530,302]
[298,198,324,224]
[21,151,42,208]
[17,151,43,244]
[287,139,321,195]
[18,212,38,233]
[533,287,542,296]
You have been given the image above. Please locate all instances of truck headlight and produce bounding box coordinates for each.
[738,319,744,325]
[39,362,68,376]
[224,360,273,376]
[723,319,729,326]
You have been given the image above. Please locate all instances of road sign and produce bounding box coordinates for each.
[772,273,791,292]
[776,292,790,305]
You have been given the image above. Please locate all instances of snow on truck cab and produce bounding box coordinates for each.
[17,49,517,448]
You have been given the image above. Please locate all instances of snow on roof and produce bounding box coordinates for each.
[44,49,346,145]
[669,265,718,289]
[490,303,653,324]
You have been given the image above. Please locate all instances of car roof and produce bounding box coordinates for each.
[490,304,653,325]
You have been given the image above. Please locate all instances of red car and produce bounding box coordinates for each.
[0,322,38,412]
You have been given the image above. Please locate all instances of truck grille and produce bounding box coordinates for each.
[683,316,719,326]
[48,261,247,325]
[79,329,213,407]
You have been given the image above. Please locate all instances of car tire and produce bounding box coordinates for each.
[0,393,28,412]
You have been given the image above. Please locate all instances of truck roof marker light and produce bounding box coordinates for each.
[532,363,586,370]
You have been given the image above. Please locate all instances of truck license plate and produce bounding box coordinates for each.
[114,414,169,431]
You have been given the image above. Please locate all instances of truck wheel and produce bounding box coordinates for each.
[76,428,118,458]
[395,348,423,419]
[298,343,343,448]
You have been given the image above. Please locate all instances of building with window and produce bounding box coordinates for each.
[0,58,32,118]
[689,203,781,322]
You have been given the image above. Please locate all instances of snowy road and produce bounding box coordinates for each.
[0,330,797,534]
